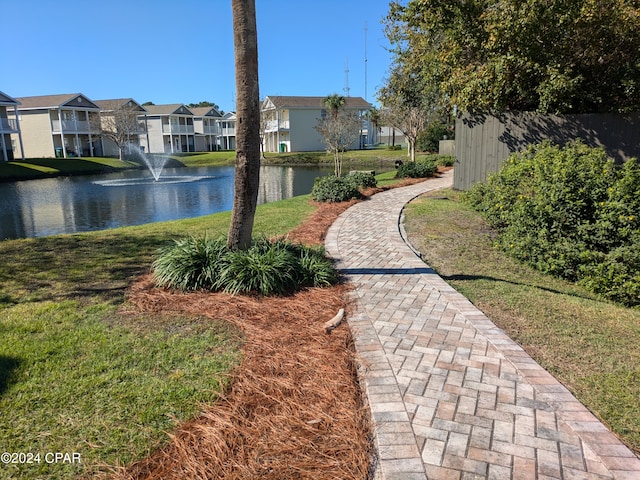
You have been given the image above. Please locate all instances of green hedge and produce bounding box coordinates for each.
[395,159,436,179]
[464,140,640,306]
[310,172,377,203]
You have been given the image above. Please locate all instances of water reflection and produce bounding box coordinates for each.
[0,165,333,240]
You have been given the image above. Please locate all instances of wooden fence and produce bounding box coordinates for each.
[453,112,640,190]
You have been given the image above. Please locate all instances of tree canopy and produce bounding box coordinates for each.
[385,0,640,114]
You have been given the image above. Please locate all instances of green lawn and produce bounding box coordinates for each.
[0,147,418,181]
[0,194,316,479]
[403,189,640,455]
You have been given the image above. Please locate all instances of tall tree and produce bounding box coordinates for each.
[378,62,442,162]
[227,0,261,250]
[323,93,346,119]
[385,0,640,114]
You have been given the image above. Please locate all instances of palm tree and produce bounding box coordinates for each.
[323,93,346,119]
[227,0,261,250]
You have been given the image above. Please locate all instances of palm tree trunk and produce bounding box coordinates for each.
[227,0,261,250]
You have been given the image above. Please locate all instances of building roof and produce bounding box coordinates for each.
[93,98,147,112]
[0,91,20,106]
[14,93,100,110]
[264,95,371,110]
[143,104,194,116]
[190,106,222,117]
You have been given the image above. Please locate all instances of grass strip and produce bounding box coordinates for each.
[0,194,315,479]
[403,188,640,454]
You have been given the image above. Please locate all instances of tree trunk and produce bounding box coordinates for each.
[227,0,261,250]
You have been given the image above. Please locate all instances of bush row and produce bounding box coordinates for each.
[153,236,338,296]
[311,172,377,203]
[464,140,640,306]
[395,158,437,179]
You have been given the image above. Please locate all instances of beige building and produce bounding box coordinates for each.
[93,98,148,157]
[191,106,222,152]
[261,95,371,153]
[10,93,101,158]
[139,104,196,154]
[218,111,236,150]
[0,91,23,161]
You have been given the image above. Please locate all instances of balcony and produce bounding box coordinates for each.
[51,119,93,133]
[201,125,220,135]
[0,118,19,132]
[264,120,289,132]
[162,124,195,134]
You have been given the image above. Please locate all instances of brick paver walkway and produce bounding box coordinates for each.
[325,170,640,479]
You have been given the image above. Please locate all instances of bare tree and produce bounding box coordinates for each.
[381,104,429,162]
[98,100,146,160]
[315,95,361,176]
[227,0,261,250]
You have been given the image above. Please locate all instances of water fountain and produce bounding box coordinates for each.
[93,144,211,187]
[127,143,169,181]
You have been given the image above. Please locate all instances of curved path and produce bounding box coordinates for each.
[325,170,640,479]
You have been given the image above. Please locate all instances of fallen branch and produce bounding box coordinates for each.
[324,308,345,333]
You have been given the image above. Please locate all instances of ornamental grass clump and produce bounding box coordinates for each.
[153,235,338,296]
[152,236,228,291]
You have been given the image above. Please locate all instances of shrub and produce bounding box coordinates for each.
[348,171,378,189]
[417,120,450,152]
[395,159,436,179]
[579,243,640,306]
[217,241,298,296]
[153,236,339,296]
[435,155,455,167]
[311,175,361,203]
[464,140,640,306]
[152,236,227,291]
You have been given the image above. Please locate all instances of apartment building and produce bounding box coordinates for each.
[191,106,222,152]
[10,93,101,158]
[139,104,196,154]
[261,95,371,153]
[0,91,23,161]
[93,98,148,157]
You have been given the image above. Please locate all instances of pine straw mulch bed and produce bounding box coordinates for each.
[102,175,434,480]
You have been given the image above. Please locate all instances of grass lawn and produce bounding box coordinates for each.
[0,147,421,182]
[403,188,640,455]
[0,157,143,181]
[0,194,316,479]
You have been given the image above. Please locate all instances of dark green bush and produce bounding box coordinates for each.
[417,120,450,152]
[464,140,640,306]
[435,155,455,167]
[311,175,361,202]
[348,171,378,189]
[153,236,338,296]
[395,159,436,179]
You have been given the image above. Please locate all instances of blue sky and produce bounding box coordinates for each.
[4,1,394,113]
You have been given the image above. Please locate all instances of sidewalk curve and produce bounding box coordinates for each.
[325,170,640,479]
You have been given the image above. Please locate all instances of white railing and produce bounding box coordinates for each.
[220,127,236,135]
[201,125,220,134]
[0,118,18,131]
[264,120,289,131]
[162,124,195,134]
[51,119,93,132]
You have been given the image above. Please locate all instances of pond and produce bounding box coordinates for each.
[0,165,338,240]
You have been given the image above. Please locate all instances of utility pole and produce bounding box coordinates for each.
[364,21,368,102]
[343,57,350,97]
